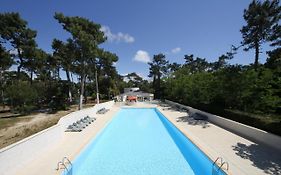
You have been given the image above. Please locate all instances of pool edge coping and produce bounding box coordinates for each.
[155,107,231,175]
[60,106,231,175]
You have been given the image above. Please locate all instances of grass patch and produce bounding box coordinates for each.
[0,117,32,130]
[0,102,97,149]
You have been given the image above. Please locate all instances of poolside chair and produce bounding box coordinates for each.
[96,108,109,114]
[76,120,88,128]
[175,105,188,112]
[65,124,82,132]
[72,122,84,128]
[191,113,208,120]
[80,118,90,125]
[82,117,92,124]
[85,116,96,122]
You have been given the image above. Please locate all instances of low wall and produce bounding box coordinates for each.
[165,100,281,152]
[0,101,115,175]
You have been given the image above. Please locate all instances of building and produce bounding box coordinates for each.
[115,87,154,102]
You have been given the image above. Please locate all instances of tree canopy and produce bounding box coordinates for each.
[241,0,281,69]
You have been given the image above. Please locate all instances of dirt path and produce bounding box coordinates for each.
[0,103,95,149]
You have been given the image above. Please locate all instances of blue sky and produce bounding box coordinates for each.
[0,0,273,79]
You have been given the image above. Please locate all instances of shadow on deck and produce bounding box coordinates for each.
[176,116,211,128]
[232,142,281,175]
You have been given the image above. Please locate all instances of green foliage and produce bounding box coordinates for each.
[54,12,118,109]
[164,57,281,135]
[6,81,37,113]
[120,72,153,94]
[241,0,281,68]
[166,62,281,114]
[46,80,70,110]
[0,12,37,77]
[148,53,169,99]
[266,48,281,69]
[0,45,13,71]
[183,54,210,73]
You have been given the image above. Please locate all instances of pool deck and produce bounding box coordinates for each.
[14,106,121,175]
[157,104,281,175]
[14,102,281,175]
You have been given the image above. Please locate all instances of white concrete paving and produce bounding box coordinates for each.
[158,103,281,175]
[14,106,120,175]
[12,102,281,175]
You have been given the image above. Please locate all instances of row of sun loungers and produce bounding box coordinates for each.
[65,116,96,132]
[96,108,109,114]
[162,102,208,121]
[65,107,110,132]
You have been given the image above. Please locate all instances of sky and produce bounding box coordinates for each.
[0,0,273,80]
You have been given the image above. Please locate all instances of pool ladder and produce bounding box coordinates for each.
[212,157,229,175]
[56,157,73,175]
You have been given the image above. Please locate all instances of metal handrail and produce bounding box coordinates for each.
[219,161,229,171]
[212,157,230,175]
[63,157,72,166]
[56,157,72,172]
[213,157,223,166]
[56,161,68,171]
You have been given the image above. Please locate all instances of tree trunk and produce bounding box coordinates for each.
[30,71,33,85]
[95,69,100,104]
[254,41,260,70]
[57,67,60,80]
[1,89,5,109]
[152,75,156,97]
[0,71,4,109]
[17,48,23,79]
[65,70,73,102]
[17,66,21,79]
[156,73,161,99]
[84,79,87,104]
[79,74,86,110]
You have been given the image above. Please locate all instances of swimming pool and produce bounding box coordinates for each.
[63,108,226,175]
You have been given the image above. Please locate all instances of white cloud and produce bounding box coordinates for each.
[100,25,135,43]
[9,49,19,56]
[171,47,181,54]
[133,50,151,63]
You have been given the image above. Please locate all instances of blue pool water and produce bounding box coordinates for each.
[64,108,225,175]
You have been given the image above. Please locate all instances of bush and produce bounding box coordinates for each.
[6,81,38,114]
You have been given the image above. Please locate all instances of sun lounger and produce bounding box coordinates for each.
[191,113,208,120]
[85,116,96,122]
[80,118,90,125]
[72,122,85,129]
[82,118,92,124]
[76,121,88,128]
[65,116,97,132]
[96,108,109,114]
[65,124,83,132]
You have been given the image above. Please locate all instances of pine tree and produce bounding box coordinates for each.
[241,0,281,69]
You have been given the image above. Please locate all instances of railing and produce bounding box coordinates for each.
[56,157,73,175]
[212,157,229,175]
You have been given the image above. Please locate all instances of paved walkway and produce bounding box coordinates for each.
[15,102,281,175]
[15,106,120,175]
[158,103,281,175]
